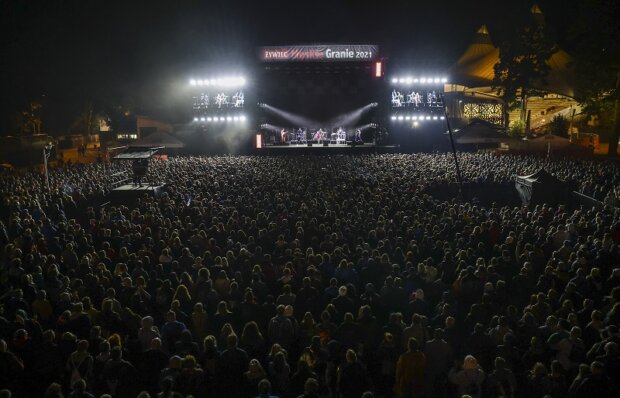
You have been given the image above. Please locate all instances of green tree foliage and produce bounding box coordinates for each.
[569,0,620,156]
[548,115,569,137]
[508,120,525,137]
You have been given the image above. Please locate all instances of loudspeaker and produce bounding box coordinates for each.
[307,143,312,147]
[323,142,329,147]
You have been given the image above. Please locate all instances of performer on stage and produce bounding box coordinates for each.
[297,128,305,142]
[337,127,346,143]
[355,129,362,142]
[280,128,288,143]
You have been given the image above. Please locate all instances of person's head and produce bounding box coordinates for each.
[407,337,419,352]
[258,378,272,395]
[495,356,506,370]
[346,348,357,363]
[590,361,605,375]
[227,333,238,348]
[44,382,63,398]
[71,379,86,392]
[463,355,479,370]
[150,337,162,350]
[304,378,319,394]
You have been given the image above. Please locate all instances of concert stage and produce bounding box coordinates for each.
[259,142,399,154]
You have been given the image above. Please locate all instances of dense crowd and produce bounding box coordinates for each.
[0,153,619,398]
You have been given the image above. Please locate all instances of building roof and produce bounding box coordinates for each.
[455,25,496,68]
[133,131,185,148]
[451,6,576,98]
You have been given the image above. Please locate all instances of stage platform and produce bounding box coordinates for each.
[110,183,165,203]
[259,143,400,154]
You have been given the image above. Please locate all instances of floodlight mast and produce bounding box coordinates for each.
[443,106,463,201]
[43,142,54,191]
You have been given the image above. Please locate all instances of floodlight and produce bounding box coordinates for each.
[233,116,239,121]
[190,79,197,86]
[391,115,397,121]
[391,78,398,84]
[414,121,419,127]
[406,77,412,84]
[441,78,448,83]
[200,117,205,122]
[433,116,438,120]
[420,78,427,84]
[207,117,212,122]
[204,80,210,86]
[193,117,198,122]
[434,78,440,83]
[405,116,411,120]
[239,77,247,85]
[226,116,232,122]
[398,116,404,121]
[198,79,205,86]
[425,116,431,120]
[440,116,445,120]
[240,115,247,121]
[399,78,405,83]
[412,116,418,121]
[414,78,419,83]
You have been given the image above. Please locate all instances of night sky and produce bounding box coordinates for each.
[0,0,572,133]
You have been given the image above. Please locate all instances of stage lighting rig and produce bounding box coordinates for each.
[189,76,246,87]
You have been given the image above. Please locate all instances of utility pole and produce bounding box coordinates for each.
[43,142,53,191]
[444,106,464,201]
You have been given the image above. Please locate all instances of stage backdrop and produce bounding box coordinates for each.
[260,45,379,62]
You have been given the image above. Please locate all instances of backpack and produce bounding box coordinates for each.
[69,355,87,386]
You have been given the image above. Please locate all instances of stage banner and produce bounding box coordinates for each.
[260,45,379,62]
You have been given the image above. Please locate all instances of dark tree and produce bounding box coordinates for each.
[569,0,620,156]
[493,6,556,129]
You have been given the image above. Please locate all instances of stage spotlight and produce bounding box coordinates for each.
[440,116,445,120]
[197,79,204,86]
[420,78,427,84]
[204,80,210,86]
[190,79,197,86]
[226,116,232,122]
[405,116,411,120]
[391,78,398,84]
[193,117,198,122]
[434,78,440,83]
[406,77,412,84]
[398,116,404,121]
[208,117,214,122]
[240,115,247,121]
[412,116,418,120]
[425,116,431,120]
[414,121,419,127]
[433,116,438,120]
[239,77,247,85]
[233,116,239,121]
[441,77,448,83]
[200,117,206,122]
[399,78,405,83]
[391,116,397,121]
[414,78,419,83]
